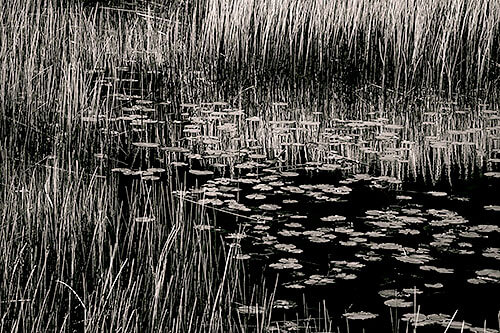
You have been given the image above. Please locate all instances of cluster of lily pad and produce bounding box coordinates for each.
[90,75,500,330]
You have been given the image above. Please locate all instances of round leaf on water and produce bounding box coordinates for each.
[384,298,413,308]
[343,311,378,320]
[189,169,214,176]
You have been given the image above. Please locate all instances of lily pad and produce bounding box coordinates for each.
[343,311,378,320]
[384,298,413,308]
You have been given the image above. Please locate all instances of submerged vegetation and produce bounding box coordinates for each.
[1,0,500,332]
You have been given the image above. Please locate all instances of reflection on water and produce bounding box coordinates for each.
[179,168,500,331]
[89,68,500,331]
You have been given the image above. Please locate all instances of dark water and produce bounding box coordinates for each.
[89,67,500,332]
[182,167,500,332]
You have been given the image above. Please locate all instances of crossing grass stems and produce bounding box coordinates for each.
[1,0,500,332]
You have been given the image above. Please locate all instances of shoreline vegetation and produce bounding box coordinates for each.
[1,0,500,332]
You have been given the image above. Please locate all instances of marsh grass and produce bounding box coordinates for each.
[1,0,500,332]
[0,159,254,332]
[201,0,500,96]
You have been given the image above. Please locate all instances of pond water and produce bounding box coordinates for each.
[184,169,500,332]
[88,67,500,331]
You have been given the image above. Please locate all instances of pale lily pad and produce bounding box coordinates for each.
[483,248,500,260]
[245,193,267,200]
[419,265,454,274]
[132,142,160,148]
[309,236,330,243]
[236,254,251,260]
[283,199,299,204]
[343,311,378,320]
[269,258,303,270]
[227,201,251,212]
[304,274,335,286]
[476,269,500,279]
[321,215,347,222]
[424,282,444,289]
[426,191,448,197]
[253,184,273,191]
[278,230,302,237]
[467,278,487,285]
[384,298,413,308]
[274,243,303,254]
[484,172,500,178]
[189,169,214,176]
[284,222,303,228]
[226,232,247,240]
[378,290,405,298]
[194,224,213,231]
[484,205,500,212]
[273,300,297,310]
[281,171,299,177]
[259,204,282,211]
[395,254,432,265]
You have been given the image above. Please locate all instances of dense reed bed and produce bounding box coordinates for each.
[201,0,500,94]
[1,0,500,332]
[0,158,265,331]
[0,3,244,331]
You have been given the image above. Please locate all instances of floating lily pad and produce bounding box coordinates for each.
[476,269,500,280]
[235,254,251,260]
[484,172,500,178]
[395,254,432,265]
[274,243,303,254]
[284,222,303,228]
[269,258,303,270]
[132,142,160,148]
[304,274,335,286]
[308,236,330,243]
[245,193,267,200]
[483,248,500,260]
[384,298,413,308]
[378,290,405,299]
[321,215,347,222]
[278,230,302,237]
[227,200,251,212]
[236,305,264,315]
[467,278,487,285]
[253,184,273,191]
[283,282,305,289]
[484,205,500,212]
[419,265,454,274]
[171,162,188,167]
[259,204,282,211]
[343,311,378,320]
[426,191,448,197]
[280,171,299,177]
[273,300,297,310]
[283,199,299,204]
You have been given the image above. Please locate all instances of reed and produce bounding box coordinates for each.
[199,0,500,95]
[1,0,499,332]
[0,157,255,331]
